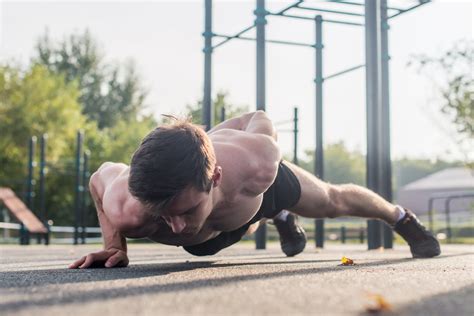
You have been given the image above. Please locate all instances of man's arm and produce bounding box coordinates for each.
[69,167,129,269]
[208,111,277,140]
[90,174,128,253]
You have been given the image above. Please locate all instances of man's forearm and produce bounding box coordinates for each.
[97,209,127,252]
[90,182,127,253]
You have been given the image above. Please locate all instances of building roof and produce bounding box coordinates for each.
[402,168,474,191]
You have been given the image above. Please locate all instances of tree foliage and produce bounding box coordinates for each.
[409,40,473,139]
[0,30,157,226]
[33,29,148,129]
[0,64,86,180]
[295,142,366,186]
[292,142,462,197]
[0,63,102,224]
[185,91,249,127]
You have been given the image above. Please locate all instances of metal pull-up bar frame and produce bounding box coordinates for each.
[203,0,431,251]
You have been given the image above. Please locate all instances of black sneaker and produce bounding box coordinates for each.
[273,213,307,257]
[394,209,441,258]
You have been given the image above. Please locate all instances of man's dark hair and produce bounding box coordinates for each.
[129,117,216,213]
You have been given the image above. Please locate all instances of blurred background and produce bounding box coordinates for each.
[0,0,472,244]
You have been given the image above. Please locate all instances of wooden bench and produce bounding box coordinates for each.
[0,187,48,233]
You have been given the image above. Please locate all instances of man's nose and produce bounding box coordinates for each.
[166,216,186,234]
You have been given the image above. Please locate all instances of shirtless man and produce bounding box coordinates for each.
[69,111,440,269]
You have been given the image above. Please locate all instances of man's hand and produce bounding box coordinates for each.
[68,248,129,269]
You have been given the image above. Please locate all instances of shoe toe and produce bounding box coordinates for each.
[410,237,441,258]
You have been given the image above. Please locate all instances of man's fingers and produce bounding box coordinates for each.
[105,251,128,268]
[69,250,125,269]
[79,254,96,269]
[68,256,86,269]
[79,251,108,268]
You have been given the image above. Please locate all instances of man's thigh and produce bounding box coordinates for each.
[282,161,332,218]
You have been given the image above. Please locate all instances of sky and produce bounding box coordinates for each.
[1,0,472,162]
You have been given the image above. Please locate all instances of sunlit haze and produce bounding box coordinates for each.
[1,0,472,161]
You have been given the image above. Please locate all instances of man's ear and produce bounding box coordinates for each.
[212,166,222,187]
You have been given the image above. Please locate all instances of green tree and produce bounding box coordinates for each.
[0,63,104,224]
[33,29,148,129]
[185,91,249,127]
[409,40,473,167]
[409,40,473,138]
[102,115,158,164]
[0,64,85,180]
[296,142,365,185]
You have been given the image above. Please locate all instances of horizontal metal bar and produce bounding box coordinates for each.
[275,0,304,15]
[270,12,364,26]
[270,12,314,21]
[326,0,364,6]
[324,63,365,80]
[0,222,21,229]
[389,1,431,19]
[213,24,256,49]
[0,222,102,233]
[327,0,405,12]
[296,5,365,17]
[274,119,294,126]
[213,34,313,48]
[323,18,364,26]
[49,237,103,244]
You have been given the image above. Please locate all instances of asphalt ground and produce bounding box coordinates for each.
[1,242,473,316]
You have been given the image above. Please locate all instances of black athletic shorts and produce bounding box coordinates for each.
[183,161,301,256]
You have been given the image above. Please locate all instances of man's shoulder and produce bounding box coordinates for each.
[210,128,272,140]
[91,162,128,188]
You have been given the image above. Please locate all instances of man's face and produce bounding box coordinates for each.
[160,185,213,236]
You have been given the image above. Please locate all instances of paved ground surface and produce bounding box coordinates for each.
[1,242,473,316]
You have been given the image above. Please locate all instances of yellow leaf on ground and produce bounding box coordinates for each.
[340,256,355,265]
[365,293,393,313]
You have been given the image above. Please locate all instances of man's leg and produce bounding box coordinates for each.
[282,161,440,258]
[283,161,399,222]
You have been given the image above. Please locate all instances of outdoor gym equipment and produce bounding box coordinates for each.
[201,0,431,250]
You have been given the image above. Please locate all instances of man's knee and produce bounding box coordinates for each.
[323,185,351,218]
[245,219,266,235]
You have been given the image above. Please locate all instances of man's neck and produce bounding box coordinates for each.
[210,185,225,210]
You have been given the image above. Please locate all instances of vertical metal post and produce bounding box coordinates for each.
[255,0,267,249]
[255,0,266,111]
[445,198,452,243]
[341,226,346,244]
[365,0,383,250]
[22,136,37,245]
[203,0,213,131]
[293,107,299,165]
[380,0,393,249]
[81,151,90,244]
[220,106,226,123]
[74,131,84,245]
[39,134,48,245]
[428,198,434,232]
[314,15,325,248]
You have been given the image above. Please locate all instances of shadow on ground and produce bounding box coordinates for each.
[358,283,474,316]
[3,253,471,313]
